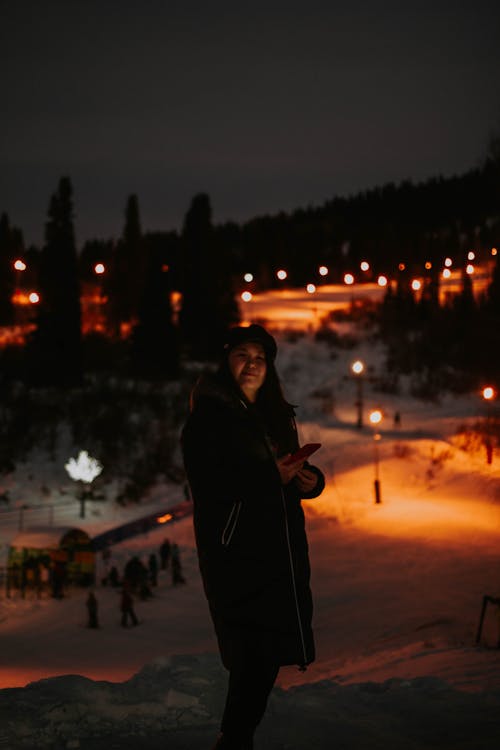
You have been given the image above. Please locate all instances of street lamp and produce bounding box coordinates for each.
[65,450,103,519]
[351,360,365,429]
[482,386,496,465]
[369,409,383,504]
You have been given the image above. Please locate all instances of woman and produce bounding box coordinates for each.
[181,324,325,749]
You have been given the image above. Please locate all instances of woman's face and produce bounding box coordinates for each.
[228,342,267,402]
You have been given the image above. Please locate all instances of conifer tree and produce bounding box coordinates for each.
[0,213,16,325]
[179,193,239,360]
[105,195,145,335]
[130,241,179,378]
[29,177,82,385]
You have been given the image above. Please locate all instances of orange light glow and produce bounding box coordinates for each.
[306,283,316,294]
[411,279,421,291]
[424,261,432,270]
[466,264,474,275]
[14,259,27,271]
[157,513,173,524]
[369,409,382,425]
[94,263,105,274]
[492,248,498,256]
[241,291,253,302]
[351,360,364,375]
[442,268,451,279]
[344,273,354,285]
[377,275,388,287]
[482,387,495,401]
[277,269,287,281]
[398,263,406,271]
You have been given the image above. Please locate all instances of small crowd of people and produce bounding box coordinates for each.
[87,538,186,629]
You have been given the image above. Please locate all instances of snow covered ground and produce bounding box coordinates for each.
[1,303,500,749]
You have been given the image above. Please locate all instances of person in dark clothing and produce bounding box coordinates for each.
[148,552,158,587]
[171,543,186,585]
[120,584,139,627]
[159,538,171,570]
[86,591,99,628]
[181,324,325,750]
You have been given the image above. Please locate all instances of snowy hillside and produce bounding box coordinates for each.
[1,322,500,749]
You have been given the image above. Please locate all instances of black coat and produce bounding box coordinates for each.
[181,373,325,670]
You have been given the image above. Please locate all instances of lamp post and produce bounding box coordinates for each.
[482,386,495,465]
[65,450,103,519]
[369,409,383,504]
[351,360,365,429]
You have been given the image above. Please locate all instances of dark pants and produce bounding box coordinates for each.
[220,655,279,745]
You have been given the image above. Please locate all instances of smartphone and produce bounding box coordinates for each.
[283,443,322,465]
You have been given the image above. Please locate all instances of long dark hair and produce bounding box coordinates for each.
[217,353,297,455]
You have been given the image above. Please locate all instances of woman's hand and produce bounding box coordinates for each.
[276,455,304,485]
[294,468,318,494]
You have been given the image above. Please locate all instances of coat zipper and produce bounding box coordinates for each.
[239,397,308,666]
[280,486,308,668]
[222,501,242,546]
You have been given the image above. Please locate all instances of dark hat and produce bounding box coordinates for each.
[223,324,277,361]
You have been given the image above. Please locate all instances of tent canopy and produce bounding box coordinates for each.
[10,526,91,550]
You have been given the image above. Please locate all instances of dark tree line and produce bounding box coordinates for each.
[1,153,499,388]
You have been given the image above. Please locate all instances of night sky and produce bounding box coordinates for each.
[2,0,500,246]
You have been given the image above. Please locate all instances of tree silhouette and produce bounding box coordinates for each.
[0,213,17,325]
[130,239,179,379]
[28,177,82,385]
[105,194,146,336]
[179,193,239,359]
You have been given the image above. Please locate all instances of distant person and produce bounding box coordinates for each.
[171,543,186,585]
[182,324,325,749]
[148,552,158,587]
[120,584,139,627]
[159,538,171,570]
[86,591,99,628]
[108,565,120,587]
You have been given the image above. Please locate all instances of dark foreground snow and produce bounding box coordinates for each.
[1,653,499,750]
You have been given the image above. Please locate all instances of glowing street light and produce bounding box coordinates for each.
[442,268,451,279]
[28,292,40,304]
[277,269,287,281]
[351,360,365,429]
[466,264,474,275]
[14,259,27,272]
[482,387,496,466]
[344,273,354,285]
[243,272,254,283]
[241,291,253,302]
[360,261,370,272]
[65,450,103,518]
[306,283,316,294]
[468,251,475,261]
[369,409,383,504]
[377,275,388,287]
[318,265,328,277]
[94,263,105,275]
[492,248,498,257]
[411,279,421,292]
[444,257,452,267]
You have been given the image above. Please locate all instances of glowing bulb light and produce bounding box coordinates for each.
[65,450,103,484]
[344,273,354,285]
[241,291,253,302]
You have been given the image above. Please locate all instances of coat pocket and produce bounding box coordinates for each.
[221,501,242,547]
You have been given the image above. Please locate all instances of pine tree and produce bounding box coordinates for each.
[105,195,145,335]
[28,177,82,385]
[0,213,16,325]
[130,240,179,379]
[179,193,239,360]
